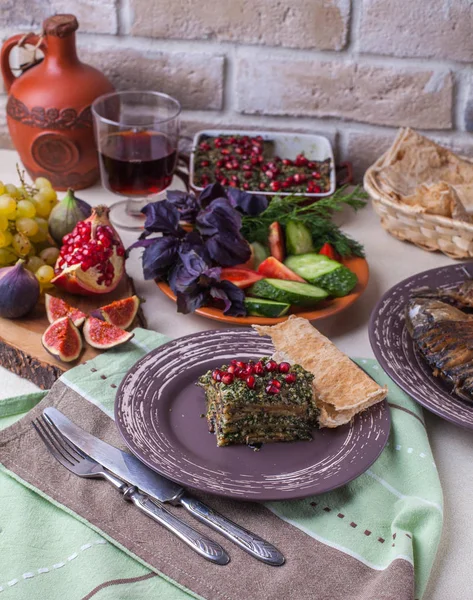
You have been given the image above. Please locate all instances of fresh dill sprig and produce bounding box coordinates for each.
[241,186,368,258]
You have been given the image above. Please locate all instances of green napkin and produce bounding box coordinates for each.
[0,328,442,600]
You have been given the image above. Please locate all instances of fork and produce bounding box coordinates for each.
[33,416,230,565]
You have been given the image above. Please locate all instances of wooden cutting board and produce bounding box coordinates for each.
[0,275,146,390]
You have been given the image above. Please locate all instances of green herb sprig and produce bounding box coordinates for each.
[241,186,368,258]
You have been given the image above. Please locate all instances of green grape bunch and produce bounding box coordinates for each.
[0,171,60,293]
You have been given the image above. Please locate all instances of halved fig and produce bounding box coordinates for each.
[42,316,83,362]
[83,316,134,349]
[45,293,87,327]
[90,295,140,330]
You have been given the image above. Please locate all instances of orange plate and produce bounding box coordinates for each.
[156,256,369,325]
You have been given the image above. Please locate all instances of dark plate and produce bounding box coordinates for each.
[369,263,473,430]
[115,329,391,501]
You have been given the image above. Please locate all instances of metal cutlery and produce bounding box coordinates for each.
[44,407,285,566]
[33,415,230,565]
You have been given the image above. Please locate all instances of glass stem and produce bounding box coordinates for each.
[125,198,147,217]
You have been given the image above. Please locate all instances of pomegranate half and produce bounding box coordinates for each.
[52,206,125,296]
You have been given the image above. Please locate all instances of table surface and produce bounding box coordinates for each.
[0,149,471,599]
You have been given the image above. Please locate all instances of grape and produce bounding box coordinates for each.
[39,246,60,265]
[26,256,45,273]
[12,232,32,256]
[34,177,52,190]
[0,181,5,196]
[35,264,55,284]
[0,195,17,217]
[33,193,53,217]
[29,217,49,243]
[0,215,8,231]
[4,184,20,199]
[16,199,36,218]
[35,187,56,204]
[0,247,16,266]
[16,217,39,237]
[0,231,13,248]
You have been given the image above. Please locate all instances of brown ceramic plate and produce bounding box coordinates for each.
[369,263,473,430]
[115,328,390,501]
[156,256,369,325]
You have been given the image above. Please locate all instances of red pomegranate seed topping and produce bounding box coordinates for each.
[236,361,246,369]
[270,379,281,388]
[279,362,291,373]
[282,158,292,166]
[312,172,321,179]
[242,183,250,190]
[285,373,297,384]
[222,373,234,385]
[212,369,222,381]
[200,160,209,167]
[227,365,237,374]
[270,181,281,192]
[230,359,238,365]
[246,375,256,389]
[266,384,280,394]
[312,185,321,193]
[265,360,278,372]
[244,364,255,375]
[259,182,266,190]
[254,361,265,375]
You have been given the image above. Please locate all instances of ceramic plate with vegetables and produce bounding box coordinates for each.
[129,183,369,324]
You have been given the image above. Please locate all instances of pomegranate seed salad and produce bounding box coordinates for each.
[193,134,331,194]
[197,357,316,447]
[128,182,367,319]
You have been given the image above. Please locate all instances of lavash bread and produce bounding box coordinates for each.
[253,316,388,428]
[373,128,473,222]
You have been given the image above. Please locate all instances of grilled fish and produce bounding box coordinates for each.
[410,279,473,310]
[406,295,473,402]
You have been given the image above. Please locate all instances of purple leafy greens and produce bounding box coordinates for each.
[166,190,201,223]
[225,187,268,216]
[141,200,185,237]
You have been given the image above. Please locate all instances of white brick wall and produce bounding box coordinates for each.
[1,0,473,181]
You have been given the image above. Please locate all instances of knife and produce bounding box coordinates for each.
[44,408,285,566]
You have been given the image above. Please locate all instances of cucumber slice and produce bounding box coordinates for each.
[285,253,358,297]
[244,297,290,318]
[248,278,328,306]
[285,221,314,255]
[251,242,270,268]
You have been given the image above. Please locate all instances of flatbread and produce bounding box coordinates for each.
[373,128,473,222]
[253,316,388,428]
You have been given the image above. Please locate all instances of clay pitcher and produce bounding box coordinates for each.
[0,14,114,190]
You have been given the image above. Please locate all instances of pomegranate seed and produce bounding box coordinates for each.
[236,361,246,369]
[200,142,211,151]
[281,181,290,189]
[244,364,255,375]
[227,365,237,374]
[312,185,321,193]
[250,156,259,165]
[270,379,282,388]
[242,183,250,190]
[222,373,234,385]
[259,182,266,190]
[265,360,278,372]
[212,369,222,381]
[242,163,252,171]
[246,375,256,389]
[279,362,291,373]
[244,171,252,180]
[265,384,280,395]
[221,178,229,186]
[229,181,238,187]
[254,361,265,375]
[282,158,292,166]
[229,136,237,144]
[200,160,209,167]
[307,161,316,169]
[235,147,244,155]
[225,161,233,170]
[216,159,225,168]
[231,160,239,169]
[221,148,230,155]
[231,174,239,182]
[230,359,238,365]
[265,170,274,179]
[312,172,321,179]
[270,181,281,192]
[285,373,297,384]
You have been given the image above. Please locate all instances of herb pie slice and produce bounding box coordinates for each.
[254,316,388,428]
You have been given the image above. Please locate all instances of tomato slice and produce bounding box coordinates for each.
[268,222,285,262]
[220,267,264,288]
[257,257,305,282]
[318,242,338,261]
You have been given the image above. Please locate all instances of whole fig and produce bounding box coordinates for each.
[48,188,92,245]
[0,259,40,318]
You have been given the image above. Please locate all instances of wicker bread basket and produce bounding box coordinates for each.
[364,151,473,259]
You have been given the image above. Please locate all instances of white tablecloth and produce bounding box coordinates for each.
[0,149,471,599]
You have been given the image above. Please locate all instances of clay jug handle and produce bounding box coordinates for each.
[1,33,46,92]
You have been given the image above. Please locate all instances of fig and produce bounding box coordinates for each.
[0,259,40,319]
[83,316,134,349]
[48,188,92,245]
[45,294,87,327]
[42,316,83,362]
[53,206,125,296]
[90,295,140,330]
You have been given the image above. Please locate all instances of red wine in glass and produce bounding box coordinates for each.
[98,131,177,197]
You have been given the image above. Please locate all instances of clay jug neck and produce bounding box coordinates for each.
[44,33,80,71]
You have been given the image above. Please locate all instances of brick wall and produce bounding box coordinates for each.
[1,0,473,181]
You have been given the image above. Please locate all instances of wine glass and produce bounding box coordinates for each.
[91,91,181,230]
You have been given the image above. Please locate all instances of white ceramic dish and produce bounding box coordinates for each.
[189,129,336,197]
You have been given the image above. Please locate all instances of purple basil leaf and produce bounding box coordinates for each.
[196,198,242,236]
[168,248,211,294]
[226,187,269,216]
[126,236,156,258]
[209,280,247,317]
[176,285,209,314]
[141,236,181,280]
[141,200,185,236]
[205,232,251,267]
[198,182,227,207]
[166,190,201,223]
